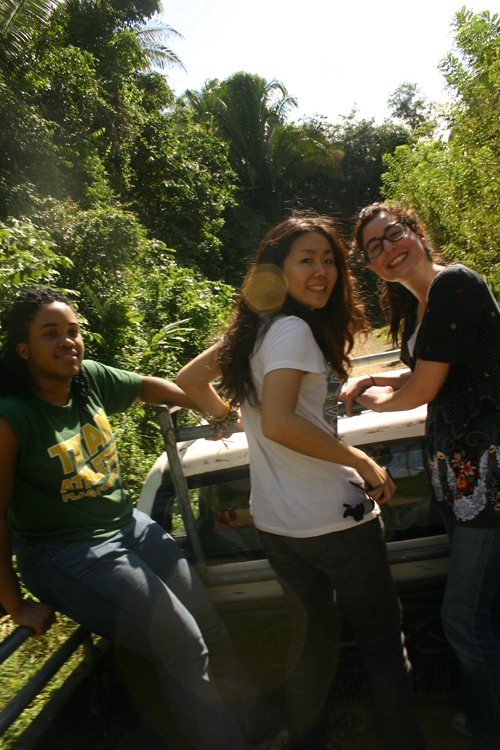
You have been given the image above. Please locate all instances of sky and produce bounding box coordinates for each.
[158,0,497,125]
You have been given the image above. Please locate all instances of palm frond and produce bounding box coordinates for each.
[265,80,298,121]
[274,94,299,121]
[0,0,60,46]
[136,18,185,71]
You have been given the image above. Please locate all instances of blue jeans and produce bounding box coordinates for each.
[14,510,268,750]
[440,510,500,750]
[259,518,425,750]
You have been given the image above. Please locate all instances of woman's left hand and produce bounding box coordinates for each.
[355,386,394,412]
[366,469,396,506]
[356,457,396,505]
[208,407,243,440]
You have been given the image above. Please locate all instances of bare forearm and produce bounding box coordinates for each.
[263,411,395,501]
[356,385,425,412]
[0,520,56,636]
[356,369,412,391]
[356,360,450,412]
[264,412,369,471]
[0,519,23,616]
[341,369,412,416]
[136,377,199,410]
[176,382,228,419]
[176,346,228,419]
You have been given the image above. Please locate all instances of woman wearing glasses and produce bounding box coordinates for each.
[343,202,500,750]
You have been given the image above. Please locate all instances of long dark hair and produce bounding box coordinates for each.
[352,202,442,346]
[0,288,90,408]
[218,215,369,406]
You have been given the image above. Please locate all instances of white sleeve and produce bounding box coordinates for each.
[260,317,324,376]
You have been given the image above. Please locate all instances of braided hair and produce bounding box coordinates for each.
[0,288,90,409]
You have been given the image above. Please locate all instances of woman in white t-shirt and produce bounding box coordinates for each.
[177,215,425,750]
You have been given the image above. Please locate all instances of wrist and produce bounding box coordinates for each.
[211,400,231,422]
[5,595,27,619]
[210,406,239,434]
[346,446,370,472]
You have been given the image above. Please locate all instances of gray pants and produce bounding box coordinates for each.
[259,518,425,750]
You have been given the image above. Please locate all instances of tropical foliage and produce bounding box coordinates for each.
[382,9,500,289]
[0,217,71,300]
[0,0,235,495]
[136,17,185,70]
[8,4,500,744]
[387,81,436,136]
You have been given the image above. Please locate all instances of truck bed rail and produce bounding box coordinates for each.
[0,626,92,737]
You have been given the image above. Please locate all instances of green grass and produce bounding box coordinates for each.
[374,325,391,342]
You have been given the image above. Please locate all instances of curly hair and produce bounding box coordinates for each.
[217,214,369,406]
[0,288,90,408]
[351,202,443,346]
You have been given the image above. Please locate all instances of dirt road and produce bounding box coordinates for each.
[350,331,405,377]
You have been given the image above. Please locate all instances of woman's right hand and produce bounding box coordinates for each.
[340,376,373,417]
[10,599,57,637]
[357,457,396,506]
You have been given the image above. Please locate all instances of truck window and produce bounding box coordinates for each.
[359,436,443,541]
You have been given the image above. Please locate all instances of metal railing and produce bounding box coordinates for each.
[0,625,93,737]
[351,348,401,368]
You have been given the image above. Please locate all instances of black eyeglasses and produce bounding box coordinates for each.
[362,221,410,261]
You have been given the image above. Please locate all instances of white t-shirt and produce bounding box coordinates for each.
[241,316,379,537]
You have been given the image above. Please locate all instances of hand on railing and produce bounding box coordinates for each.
[208,406,242,440]
[340,374,385,417]
[10,600,56,637]
[337,400,365,417]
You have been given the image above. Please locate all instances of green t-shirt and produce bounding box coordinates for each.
[0,360,141,543]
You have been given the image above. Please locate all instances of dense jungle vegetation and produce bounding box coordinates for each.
[1,1,500,492]
[1,4,500,744]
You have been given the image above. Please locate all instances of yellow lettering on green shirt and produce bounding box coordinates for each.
[71,464,104,490]
[60,478,74,493]
[82,423,106,457]
[48,442,75,474]
[93,409,113,442]
[91,444,114,474]
[48,434,89,473]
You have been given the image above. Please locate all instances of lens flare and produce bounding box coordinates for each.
[242,264,288,314]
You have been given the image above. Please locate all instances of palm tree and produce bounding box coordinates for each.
[183,78,220,129]
[0,0,60,59]
[1,1,185,72]
[185,72,337,218]
[216,74,297,192]
[136,16,185,72]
